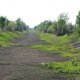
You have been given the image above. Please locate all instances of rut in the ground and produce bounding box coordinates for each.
[0,33,66,80]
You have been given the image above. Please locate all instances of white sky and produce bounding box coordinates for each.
[0,0,80,28]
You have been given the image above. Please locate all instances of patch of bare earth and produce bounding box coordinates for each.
[0,33,67,80]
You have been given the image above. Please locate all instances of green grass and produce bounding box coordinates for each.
[41,61,80,74]
[30,32,80,58]
[30,32,80,74]
[0,31,22,47]
[41,58,80,74]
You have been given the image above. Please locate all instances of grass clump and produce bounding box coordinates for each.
[41,60,80,74]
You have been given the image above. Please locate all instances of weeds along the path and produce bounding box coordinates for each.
[30,32,80,59]
[30,32,80,75]
[0,31,22,47]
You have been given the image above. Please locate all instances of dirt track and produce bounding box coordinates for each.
[0,33,67,80]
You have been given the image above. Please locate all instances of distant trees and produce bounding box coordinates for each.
[15,18,29,32]
[7,21,16,32]
[16,18,23,32]
[56,13,69,36]
[76,11,80,35]
[66,23,74,36]
[36,20,52,32]
[35,13,75,36]
[0,16,29,32]
[47,21,57,34]
[42,20,52,33]
[0,16,7,31]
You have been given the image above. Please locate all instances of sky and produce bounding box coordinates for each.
[0,0,80,28]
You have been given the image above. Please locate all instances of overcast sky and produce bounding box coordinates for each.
[0,0,79,28]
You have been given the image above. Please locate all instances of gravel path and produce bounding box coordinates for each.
[0,33,67,80]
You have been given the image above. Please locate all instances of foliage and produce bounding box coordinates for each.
[0,16,29,32]
[56,13,69,36]
[76,11,80,35]
[30,32,80,59]
[47,21,57,34]
[35,20,52,32]
[7,21,16,32]
[35,13,75,36]
[0,16,7,31]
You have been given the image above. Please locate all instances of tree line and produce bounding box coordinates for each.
[35,11,80,36]
[0,16,29,32]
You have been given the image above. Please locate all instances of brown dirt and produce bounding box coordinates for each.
[0,33,68,80]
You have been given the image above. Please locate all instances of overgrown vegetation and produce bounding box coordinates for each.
[34,13,74,36]
[31,11,80,76]
[0,16,29,32]
[0,31,22,47]
[33,11,80,59]
[31,32,80,58]
[0,16,29,47]
[30,32,80,76]
[41,60,80,74]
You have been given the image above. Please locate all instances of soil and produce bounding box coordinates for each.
[0,33,69,80]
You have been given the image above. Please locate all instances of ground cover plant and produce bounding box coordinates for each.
[0,31,22,47]
[31,32,80,58]
[30,32,80,75]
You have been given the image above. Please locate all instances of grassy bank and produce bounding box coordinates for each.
[30,32,80,75]
[0,31,22,47]
[31,32,80,59]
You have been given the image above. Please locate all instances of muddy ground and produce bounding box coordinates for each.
[0,33,72,80]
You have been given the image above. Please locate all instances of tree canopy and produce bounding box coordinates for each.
[35,13,75,36]
[0,17,29,32]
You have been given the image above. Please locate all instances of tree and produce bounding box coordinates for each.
[47,21,57,34]
[16,18,22,31]
[5,19,10,31]
[56,13,69,36]
[42,20,52,32]
[76,11,80,35]
[47,13,69,36]
[66,23,74,36]
[35,20,52,32]
[0,16,29,32]
[34,13,70,36]
[0,16,7,31]
[7,21,16,32]
[15,18,29,32]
